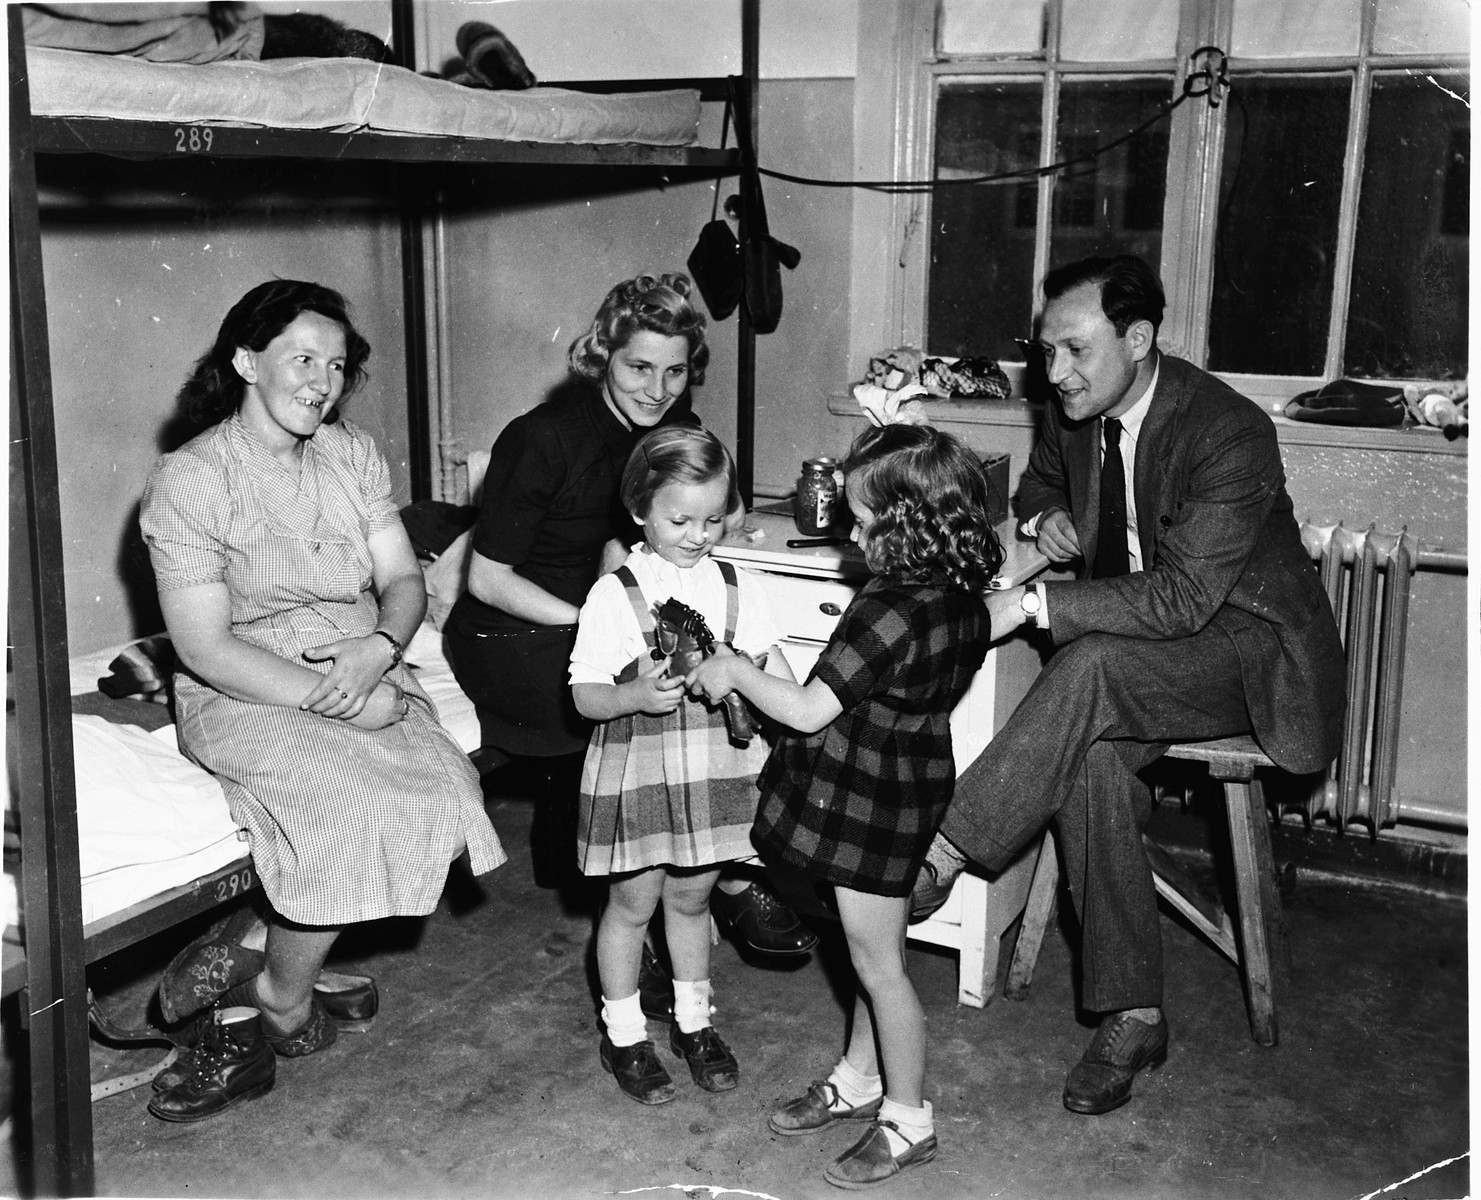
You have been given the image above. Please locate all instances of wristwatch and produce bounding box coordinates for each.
[371,629,404,668]
[1019,584,1042,622]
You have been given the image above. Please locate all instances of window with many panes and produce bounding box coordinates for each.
[913,0,1469,393]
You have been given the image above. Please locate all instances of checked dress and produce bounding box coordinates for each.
[141,414,505,926]
[571,547,778,876]
[753,578,992,898]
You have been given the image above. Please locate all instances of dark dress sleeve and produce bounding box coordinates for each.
[471,413,567,568]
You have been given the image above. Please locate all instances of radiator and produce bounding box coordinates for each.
[1298,521,1417,834]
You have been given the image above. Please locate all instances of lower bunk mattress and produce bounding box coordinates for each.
[3,621,480,934]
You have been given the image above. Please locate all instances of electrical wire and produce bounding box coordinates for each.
[744,48,1230,196]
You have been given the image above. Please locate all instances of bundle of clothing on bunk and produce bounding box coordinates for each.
[20,3,537,90]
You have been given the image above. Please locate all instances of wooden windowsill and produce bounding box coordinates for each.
[824,394,1469,457]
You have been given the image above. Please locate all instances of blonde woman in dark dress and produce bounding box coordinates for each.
[445,274,815,995]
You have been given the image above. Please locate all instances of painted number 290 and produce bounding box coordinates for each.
[214,865,256,901]
[173,126,215,154]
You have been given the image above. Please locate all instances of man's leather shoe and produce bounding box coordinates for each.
[600,1035,676,1105]
[823,1119,938,1189]
[908,860,959,923]
[638,943,675,1022]
[769,1080,882,1136]
[712,880,818,956]
[1063,1011,1169,1114]
[147,1007,275,1123]
[669,1025,739,1092]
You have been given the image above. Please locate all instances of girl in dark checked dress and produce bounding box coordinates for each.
[686,423,1003,1189]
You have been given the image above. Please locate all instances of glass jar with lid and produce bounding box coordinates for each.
[794,457,841,536]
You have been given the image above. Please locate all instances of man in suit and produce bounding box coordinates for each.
[918,254,1345,1114]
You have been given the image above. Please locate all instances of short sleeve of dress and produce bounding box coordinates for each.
[811,585,907,711]
[569,572,643,685]
[348,423,399,535]
[139,450,231,592]
[472,414,565,567]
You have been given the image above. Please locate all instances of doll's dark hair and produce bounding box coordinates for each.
[843,423,1005,592]
[176,279,371,427]
[568,272,709,387]
[621,426,743,529]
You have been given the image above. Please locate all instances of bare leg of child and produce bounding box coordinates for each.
[826,886,938,1184]
[599,868,667,1004]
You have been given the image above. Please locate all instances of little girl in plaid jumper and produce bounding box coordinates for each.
[687,423,1003,1189]
[570,425,793,1106]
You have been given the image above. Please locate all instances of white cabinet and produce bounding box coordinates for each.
[715,510,1046,1007]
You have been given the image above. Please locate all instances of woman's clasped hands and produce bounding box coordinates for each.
[298,633,409,728]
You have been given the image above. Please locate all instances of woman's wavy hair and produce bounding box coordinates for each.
[843,424,1005,592]
[176,279,372,428]
[621,425,743,530]
[568,272,709,387]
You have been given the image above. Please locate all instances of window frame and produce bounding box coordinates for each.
[848,0,1470,410]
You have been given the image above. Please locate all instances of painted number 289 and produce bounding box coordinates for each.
[173,126,214,154]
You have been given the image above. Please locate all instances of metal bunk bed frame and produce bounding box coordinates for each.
[7,2,757,1191]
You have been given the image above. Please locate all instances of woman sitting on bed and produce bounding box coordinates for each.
[139,279,505,1123]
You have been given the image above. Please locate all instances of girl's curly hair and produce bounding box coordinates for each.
[176,279,371,429]
[567,272,709,386]
[843,424,1005,592]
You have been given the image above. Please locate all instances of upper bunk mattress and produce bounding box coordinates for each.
[25,47,702,146]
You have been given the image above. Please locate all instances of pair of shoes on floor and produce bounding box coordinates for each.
[769,1080,882,1136]
[147,1007,276,1123]
[712,880,819,956]
[153,971,374,1091]
[823,1119,938,1189]
[600,1025,740,1104]
[157,905,267,1024]
[1062,1011,1169,1115]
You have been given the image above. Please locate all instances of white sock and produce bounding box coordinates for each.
[600,992,647,1048]
[1123,1007,1162,1025]
[672,979,714,1034]
[878,1097,934,1157]
[827,1057,883,1110]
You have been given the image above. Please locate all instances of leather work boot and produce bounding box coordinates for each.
[147,1006,276,1123]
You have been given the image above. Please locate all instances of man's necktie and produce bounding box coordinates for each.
[1094,417,1131,579]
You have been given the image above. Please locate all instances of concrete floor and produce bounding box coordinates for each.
[3,777,1469,1200]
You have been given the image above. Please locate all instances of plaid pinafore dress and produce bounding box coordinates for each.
[576,559,769,876]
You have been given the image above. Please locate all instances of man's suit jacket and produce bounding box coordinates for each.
[1018,354,1345,775]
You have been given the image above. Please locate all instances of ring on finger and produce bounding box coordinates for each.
[338,689,348,699]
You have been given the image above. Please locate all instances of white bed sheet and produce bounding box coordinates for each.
[6,623,481,933]
[25,47,701,146]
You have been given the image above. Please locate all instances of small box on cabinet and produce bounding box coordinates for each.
[982,452,1010,527]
